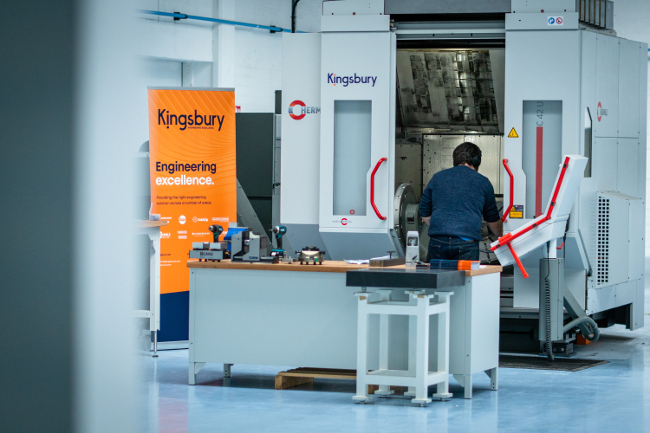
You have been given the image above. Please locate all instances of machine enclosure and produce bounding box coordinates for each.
[280,0,646,330]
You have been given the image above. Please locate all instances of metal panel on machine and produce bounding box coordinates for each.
[618,40,643,138]
[503,29,582,307]
[384,0,511,14]
[593,35,619,139]
[319,26,400,259]
[280,33,329,256]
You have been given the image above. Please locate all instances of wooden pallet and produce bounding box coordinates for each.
[275,368,355,390]
[274,368,403,394]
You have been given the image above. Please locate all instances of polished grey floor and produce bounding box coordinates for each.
[140,289,650,433]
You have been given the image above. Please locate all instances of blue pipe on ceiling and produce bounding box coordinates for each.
[140,10,304,33]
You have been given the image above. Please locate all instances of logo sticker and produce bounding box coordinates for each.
[327,73,378,87]
[597,102,608,122]
[548,16,564,26]
[341,218,348,226]
[288,100,320,120]
[157,109,225,131]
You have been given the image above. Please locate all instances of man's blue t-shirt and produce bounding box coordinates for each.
[419,165,500,242]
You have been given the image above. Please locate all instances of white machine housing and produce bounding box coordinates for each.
[280,0,646,329]
[502,4,647,328]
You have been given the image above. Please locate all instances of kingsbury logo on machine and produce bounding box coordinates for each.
[288,100,320,120]
[328,73,378,87]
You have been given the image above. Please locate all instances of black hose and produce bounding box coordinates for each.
[544,270,555,361]
[291,0,301,33]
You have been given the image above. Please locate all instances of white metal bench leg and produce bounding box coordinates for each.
[486,367,498,391]
[404,315,417,398]
[432,293,453,400]
[189,362,205,385]
[463,375,473,399]
[375,290,394,397]
[452,374,472,398]
[412,294,432,406]
[353,293,371,403]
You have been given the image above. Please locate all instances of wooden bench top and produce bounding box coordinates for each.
[187,259,502,276]
[136,220,168,228]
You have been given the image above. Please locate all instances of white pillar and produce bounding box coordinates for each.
[212,0,236,89]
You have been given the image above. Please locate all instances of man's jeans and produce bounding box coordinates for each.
[426,235,480,262]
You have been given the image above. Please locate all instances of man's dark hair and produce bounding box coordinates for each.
[453,142,482,170]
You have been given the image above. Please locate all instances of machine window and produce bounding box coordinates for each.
[333,100,372,216]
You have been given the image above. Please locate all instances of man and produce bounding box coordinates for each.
[419,142,502,262]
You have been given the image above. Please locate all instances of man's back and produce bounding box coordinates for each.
[419,165,500,242]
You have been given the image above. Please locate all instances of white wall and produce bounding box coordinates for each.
[613,0,650,254]
[226,0,322,111]
[137,0,322,116]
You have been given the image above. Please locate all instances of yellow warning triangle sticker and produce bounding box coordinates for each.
[508,127,519,138]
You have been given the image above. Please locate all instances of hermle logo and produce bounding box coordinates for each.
[328,73,377,87]
[288,100,320,120]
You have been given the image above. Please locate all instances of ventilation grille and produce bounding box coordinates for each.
[597,197,610,285]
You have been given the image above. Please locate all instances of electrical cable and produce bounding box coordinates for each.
[543,263,554,361]
[563,316,600,342]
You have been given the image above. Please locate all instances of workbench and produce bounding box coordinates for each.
[187,260,501,398]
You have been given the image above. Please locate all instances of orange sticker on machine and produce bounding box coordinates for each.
[509,205,524,219]
[148,88,237,294]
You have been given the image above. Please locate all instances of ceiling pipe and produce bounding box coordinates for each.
[140,10,304,34]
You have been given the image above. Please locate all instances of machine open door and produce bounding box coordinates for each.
[319,25,402,260]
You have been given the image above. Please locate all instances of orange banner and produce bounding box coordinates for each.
[148,88,236,294]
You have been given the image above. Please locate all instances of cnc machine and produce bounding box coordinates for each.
[280,0,647,351]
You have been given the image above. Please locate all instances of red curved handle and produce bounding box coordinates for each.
[502,159,514,222]
[371,157,387,221]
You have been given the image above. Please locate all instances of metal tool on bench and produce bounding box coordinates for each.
[270,225,287,258]
[405,231,420,269]
[369,251,405,267]
[189,225,229,262]
[296,247,325,265]
[231,227,280,263]
[231,229,262,262]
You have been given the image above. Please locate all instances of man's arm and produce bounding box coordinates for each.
[487,220,503,237]
[419,179,434,226]
[482,182,501,236]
